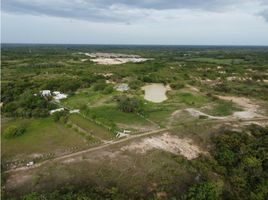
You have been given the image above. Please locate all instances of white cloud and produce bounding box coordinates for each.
[2,0,268,23]
[2,0,268,44]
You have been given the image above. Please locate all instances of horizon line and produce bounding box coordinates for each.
[1,42,268,47]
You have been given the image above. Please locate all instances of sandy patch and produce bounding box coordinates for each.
[100,73,113,77]
[62,157,82,164]
[142,83,170,103]
[171,95,265,122]
[121,133,205,160]
[216,96,256,108]
[216,95,263,119]
[185,108,225,119]
[242,121,268,127]
[106,80,116,84]
[232,111,261,119]
[91,58,123,65]
[186,85,200,92]
[91,58,150,65]
[171,107,225,119]
[83,53,151,65]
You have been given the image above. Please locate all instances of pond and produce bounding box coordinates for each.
[142,83,170,103]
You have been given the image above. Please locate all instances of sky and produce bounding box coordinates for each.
[1,0,268,45]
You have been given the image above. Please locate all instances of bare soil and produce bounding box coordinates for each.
[121,132,206,160]
[216,95,263,119]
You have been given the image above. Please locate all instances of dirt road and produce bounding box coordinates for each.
[5,106,268,175]
[5,128,168,174]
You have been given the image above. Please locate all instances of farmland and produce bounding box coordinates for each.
[1,44,268,200]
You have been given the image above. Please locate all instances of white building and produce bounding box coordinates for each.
[70,109,80,114]
[26,161,34,167]
[40,90,51,97]
[50,108,65,115]
[115,84,129,92]
[116,130,131,138]
[52,91,60,95]
[53,92,68,101]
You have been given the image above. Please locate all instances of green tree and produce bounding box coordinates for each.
[117,96,143,113]
[52,110,69,123]
[4,124,26,139]
[183,182,221,200]
[103,85,114,94]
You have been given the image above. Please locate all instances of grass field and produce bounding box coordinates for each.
[166,91,209,107]
[1,117,88,161]
[68,114,113,140]
[62,90,111,108]
[205,100,242,116]
[83,105,157,131]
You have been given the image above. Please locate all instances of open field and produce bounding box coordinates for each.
[68,114,113,140]
[1,117,89,168]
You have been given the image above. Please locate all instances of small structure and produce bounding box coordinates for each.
[53,92,67,101]
[52,91,60,95]
[39,90,67,102]
[116,130,131,138]
[115,83,129,92]
[70,109,80,114]
[40,90,51,97]
[26,161,34,167]
[50,108,64,115]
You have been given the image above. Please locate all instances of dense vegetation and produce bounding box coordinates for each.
[211,125,268,200]
[2,90,55,118]
[2,125,266,200]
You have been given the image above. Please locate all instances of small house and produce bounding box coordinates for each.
[53,92,67,101]
[115,84,129,92]
[40,90,51,97]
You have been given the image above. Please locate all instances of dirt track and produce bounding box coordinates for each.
[5,115,268,174]
[5,128,168,174]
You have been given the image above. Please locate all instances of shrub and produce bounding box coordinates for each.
[170,82,184,90]
[93,82,107,91]
[182,182,221,200]
[52,111,69,123]
[4,125,26,139]
[129,80,143,90]
[117,96,143,113]
[103,85,114,94]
